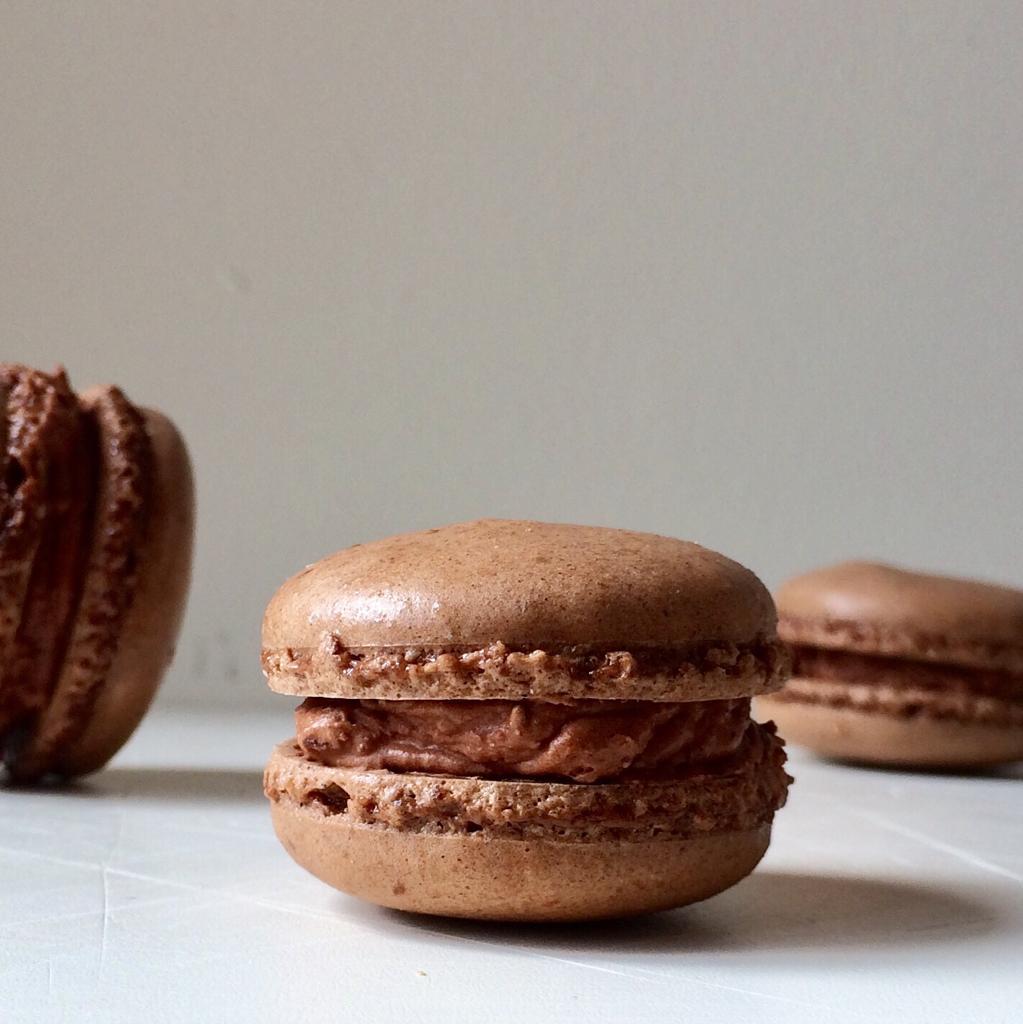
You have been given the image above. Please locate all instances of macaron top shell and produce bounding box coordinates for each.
[266,519,777,650]
[778,561,1023,672]
[262,520,786,701]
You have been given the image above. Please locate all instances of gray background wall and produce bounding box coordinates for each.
[3,2,1020,710]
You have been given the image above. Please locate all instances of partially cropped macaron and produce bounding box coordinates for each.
[262,519,791,921]
[0,364,194,782]
[758,562,1023,767]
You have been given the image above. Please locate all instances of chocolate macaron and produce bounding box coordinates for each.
[263,520,791,921]
[758,562,1023,767]
[0,364,194,781]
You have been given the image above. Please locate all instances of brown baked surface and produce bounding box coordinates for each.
[57,406,194,777]
[265,735,786,920]
[265,729,790,842]
[770,561,1023,767]
[0,367,87,736]
[778,561,1023,672]
[757,693,1023,766]
[9,386,151,779]
[764,675,1023,728]
[0,365,194,781]
[271,798,772,921]
[263,519,785,700]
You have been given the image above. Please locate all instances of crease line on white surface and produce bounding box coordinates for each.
[105,806,127,866]
[0,890,200,932]
[99,867,110,976]
[495,948,879,1018]
[104,864,353,927]
[853,810,1023,886]
[0,843,104,873]
[0,835,347,931]
[604,961,882,1017]
[525,954,647,982]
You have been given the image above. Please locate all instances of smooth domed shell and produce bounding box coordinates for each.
[777,561,1023,671]
[263,519,776,650]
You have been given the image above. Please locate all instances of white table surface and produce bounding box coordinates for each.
[1,707,1020,1024]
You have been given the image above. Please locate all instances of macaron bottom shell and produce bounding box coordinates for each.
[270,796,771,922]
[265,740,783,921]
[757,693,1023,768]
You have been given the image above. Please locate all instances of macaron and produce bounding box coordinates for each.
[757,561,1023,767]
[262,519,791,921]
[0,364,194,782]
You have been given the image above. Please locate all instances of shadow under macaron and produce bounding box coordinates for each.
[780,749,1023,780]
[829,759,1021,780]
[61,766,264,803]
[362,870,1006,956]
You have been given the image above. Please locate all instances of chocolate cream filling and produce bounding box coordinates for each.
[270,718,791,839]
[295,696,767,783]
[789,646,1023,702]
[0,374,97,738]
[5,387,152,780]
[773,646,1023,725]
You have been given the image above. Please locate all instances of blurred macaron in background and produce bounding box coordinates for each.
[758,562,1023,768]
[0,363,194,781]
